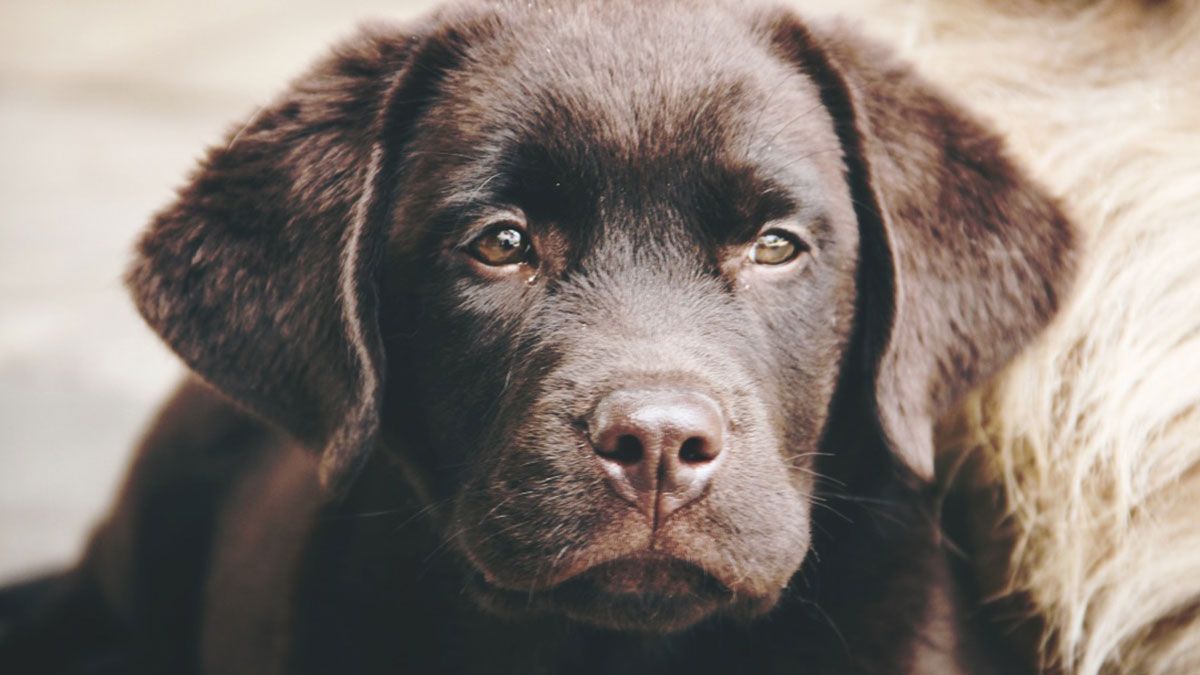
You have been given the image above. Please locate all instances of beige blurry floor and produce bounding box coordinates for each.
[0,0,440,582]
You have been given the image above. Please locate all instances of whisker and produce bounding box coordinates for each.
[756,100,827,154]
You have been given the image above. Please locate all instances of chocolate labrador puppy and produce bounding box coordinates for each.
[0,0,1075,673]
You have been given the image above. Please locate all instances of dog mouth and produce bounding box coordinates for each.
[468,554,737,632]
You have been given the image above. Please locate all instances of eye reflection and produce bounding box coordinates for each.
[470,224,530,266]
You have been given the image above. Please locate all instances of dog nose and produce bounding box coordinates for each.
[589,389,726,526]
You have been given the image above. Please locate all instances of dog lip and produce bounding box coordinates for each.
[559,553,732,598]
[474,552,732,599]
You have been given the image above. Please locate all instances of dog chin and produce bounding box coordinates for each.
[467,554,777,633]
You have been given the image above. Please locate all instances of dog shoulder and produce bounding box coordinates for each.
[82,378,318,670]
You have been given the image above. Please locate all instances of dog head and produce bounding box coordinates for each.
[128,0,1073,633]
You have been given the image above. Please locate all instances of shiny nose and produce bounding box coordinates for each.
[589,389,726,527]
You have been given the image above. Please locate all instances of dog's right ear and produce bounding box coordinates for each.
[127,12,483,495]
[761,14,1076,481]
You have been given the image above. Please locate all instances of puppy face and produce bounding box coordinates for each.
[385,10,860,630]
[128,0,1074,638]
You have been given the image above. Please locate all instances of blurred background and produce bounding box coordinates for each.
[0,0,445,582]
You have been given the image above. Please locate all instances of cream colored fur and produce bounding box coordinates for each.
[787,1,1200,672]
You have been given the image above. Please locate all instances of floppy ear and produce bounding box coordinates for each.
[765,17,1076,479]
[127,18,470,494]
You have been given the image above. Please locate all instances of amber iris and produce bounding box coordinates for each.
[749,231,802,265]
[470,225,529,266]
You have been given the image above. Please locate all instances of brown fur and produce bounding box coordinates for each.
[0,1,1074,673]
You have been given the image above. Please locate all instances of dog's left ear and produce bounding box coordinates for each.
[763,16,1076,480]
[127,15,478,495]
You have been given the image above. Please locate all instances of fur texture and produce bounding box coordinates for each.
[0,1,1079,673]
[787,0,1200,672]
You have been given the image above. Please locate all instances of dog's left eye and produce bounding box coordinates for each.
[749,230,805,265]
[469,224,531,266]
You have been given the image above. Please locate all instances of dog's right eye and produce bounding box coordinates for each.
[469,224,531,266]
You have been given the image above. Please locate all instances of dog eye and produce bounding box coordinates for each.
[469,224,530,266]
[749,230,804,265]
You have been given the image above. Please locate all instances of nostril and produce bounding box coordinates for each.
[678,436,716,464]
[603,434,644,465]
[588,388,727,524]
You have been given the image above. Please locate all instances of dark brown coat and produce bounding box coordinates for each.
[0,1,1074,673]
